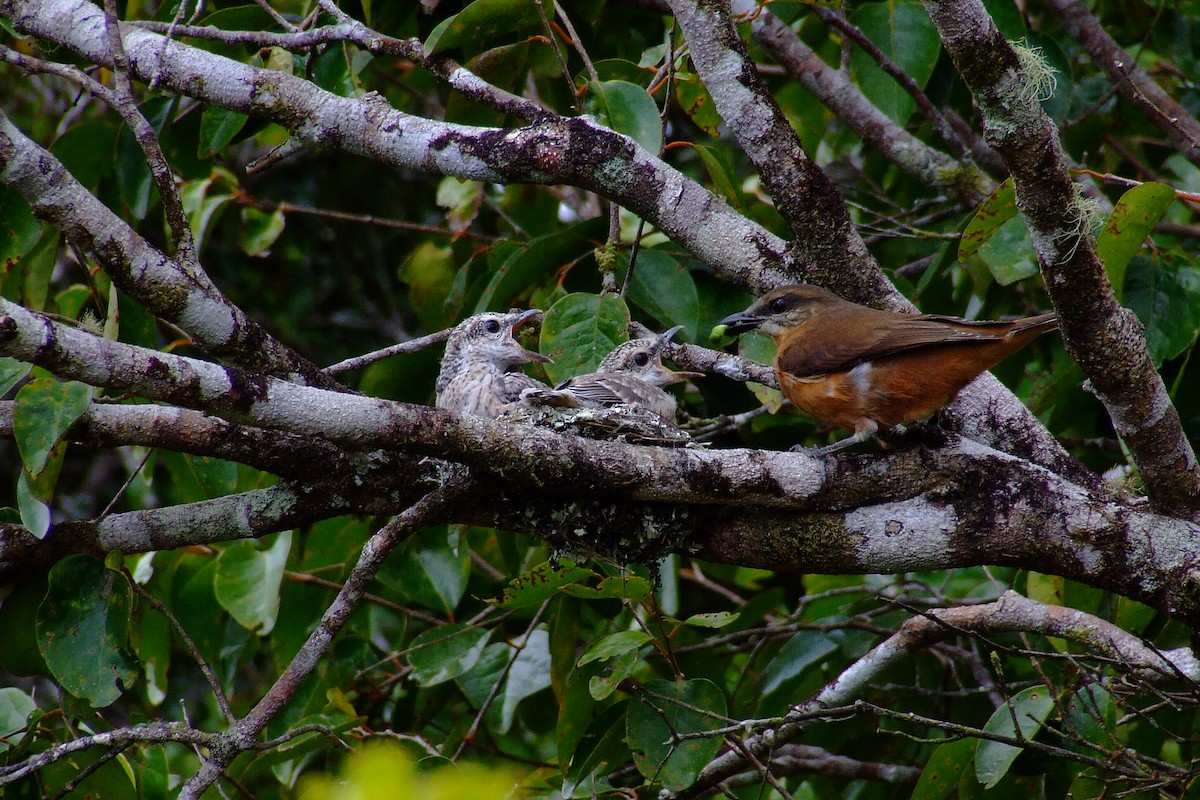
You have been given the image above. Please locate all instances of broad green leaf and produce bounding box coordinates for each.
[198,105,249,158]
[564,701,632,796]
[37,555,139,707]
[737,331,786,411]
[401,240,457,331]
[975,685,1056,788]
[408,623,491,686]
[1063,684,1117,753]
[16,470,51,539]
[760,630,840,699]
[0,575,50,676]
[473,217,608,314]
[435,176,482,235]
[499,628,552,732]
[0,187,43,277]
[52,122,117,189]
[1124,256,1200,364]
[561,574,651,601]
[627,678,727,791]
[380,529,470,615]
[675,74,721,136]
[913,738,977,800]
[116,98,173,221]
[214,532,292,635]
[539,292,630,384]
[588,650,638,701]
[159,452,239,502]
[0,357,31,398]
[0,688,37,753]
[587,79,663,155]
[676,611,739,629]
[972,214,1039,285]
[487,560,597,608]
[621,249,701,341]
[848,1,941,125]
[959,178,1017,261]
[578,630,651,666]
[13,377,92,476]
[1096,182,1175,301]
[239,206,285,256]
[424,0,540,56]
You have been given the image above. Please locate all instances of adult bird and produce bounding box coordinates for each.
[436,309,551,419]
[712,284,1058,454]
[522,326,701,423]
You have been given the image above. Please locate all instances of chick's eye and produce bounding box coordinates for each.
[485,320,501,334]
[633,352,650,366]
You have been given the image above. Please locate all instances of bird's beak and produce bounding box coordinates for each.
[710,311,763,342]
[511,309,553,363]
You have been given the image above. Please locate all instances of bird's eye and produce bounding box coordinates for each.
[633,352,650,367]
[485,319,501,334]
[770,296,790,313]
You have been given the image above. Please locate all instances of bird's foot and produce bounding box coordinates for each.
[789,435,863,457]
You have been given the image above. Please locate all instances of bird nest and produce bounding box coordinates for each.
[499,403,697,447]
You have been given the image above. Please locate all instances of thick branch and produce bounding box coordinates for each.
[2,302,1198,625]
[921,0,1200,519]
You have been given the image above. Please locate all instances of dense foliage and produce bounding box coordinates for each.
[1,0,1200,797]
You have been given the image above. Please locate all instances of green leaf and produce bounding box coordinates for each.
[239,206,286,257]
[848,1,941,125]
[0,687,37,754]
[408,623,491,686]
[380,529,470,615]
[561,574,652,601]
[0,186,43,278]
[587,79,663,155]
[676,611,739,629]
[214,532,292,635]
[159,452,239,502]
[1124,256,1200,364]
[37,555,139,707]
[180,171,236,255]
[675,74,721,136]
[913,738,978,800]
[578,630,651,666]
[972,215,1039,286]
[52,122,117,189]
[1096,182,1175,301]
[472,217,608,314]
[198,106,249,158]
[760,630,840,699]
[16,470,51,539]
[1062,684,1117,753]
[693,144,740,206]
[424,0,540,56]
[13,377,92,476]
[975,685,1056,788]
[621,249,701,341]
[627,678,727,791]
[959,178,1017,261]
[487,560,597,609]
[539,292,630,384]
[588,650,638,701]
[0,357,31,399]
[499,628,552,732]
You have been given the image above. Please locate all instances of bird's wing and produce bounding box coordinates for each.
[559,375,634,406]
[778,315,1025,377]
[501,371,547,401]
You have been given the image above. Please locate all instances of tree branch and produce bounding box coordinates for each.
[920,0,1200,519]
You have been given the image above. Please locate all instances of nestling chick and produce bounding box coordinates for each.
[436,309,551,419]
[521,325,701,423]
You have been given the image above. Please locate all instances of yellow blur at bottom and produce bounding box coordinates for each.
[297,743,520,800]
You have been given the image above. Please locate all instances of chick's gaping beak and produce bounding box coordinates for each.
[510,309,553,363]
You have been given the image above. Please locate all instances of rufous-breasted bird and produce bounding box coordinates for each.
[712,285,1058,454]
[521,326,702,422]
[436,309,551,419]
